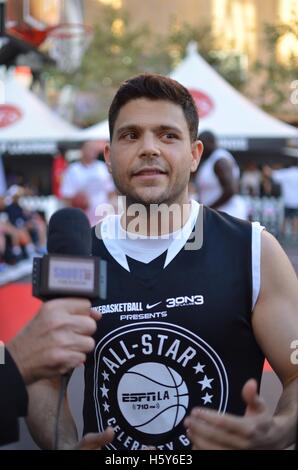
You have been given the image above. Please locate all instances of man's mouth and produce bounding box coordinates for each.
[132,168,167,177]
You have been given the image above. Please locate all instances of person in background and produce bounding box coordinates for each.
[0,194,31,264]
[60,141,115,226]
[5,185,47,256]
[260,166,281,199]
[268,164,298,240]
[51,148,68,199]
[241,163,261,197]
[195,131,247,219]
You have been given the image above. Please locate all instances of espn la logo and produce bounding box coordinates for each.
[122,391,170,402]
[166,295,204,308]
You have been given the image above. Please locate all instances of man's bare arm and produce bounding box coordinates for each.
[210,159,237,209]
[26,378,114,450]
[185,231,298,449]
[26,378,78,450]
[250,230,298,447]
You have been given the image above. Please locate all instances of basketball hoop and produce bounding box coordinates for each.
[46,23,93,73]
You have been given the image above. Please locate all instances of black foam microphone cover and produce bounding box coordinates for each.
[47,208,91,256]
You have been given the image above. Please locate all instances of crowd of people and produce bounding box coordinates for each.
[241,163,298,240]
[0,185,47,282]
[190,132,298,240]
[0,141,116,284]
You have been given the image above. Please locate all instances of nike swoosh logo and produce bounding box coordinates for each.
[146,301,162,310]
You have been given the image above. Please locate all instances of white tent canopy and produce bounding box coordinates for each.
[171,43,298,151]
[80,119,109,140]
[80,43,298,153]
[0,74,80,154]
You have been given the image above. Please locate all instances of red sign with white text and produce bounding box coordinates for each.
[189,89,214,118]
[0,105,22,128]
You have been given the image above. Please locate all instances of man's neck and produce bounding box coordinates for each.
[120,200,192,237]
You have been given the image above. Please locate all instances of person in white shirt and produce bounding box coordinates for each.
[60,141,115,226]
[241,163,261,197]
[270,165,298,239]
[195,131,247,219]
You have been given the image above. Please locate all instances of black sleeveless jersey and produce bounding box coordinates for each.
[83,207,264,450]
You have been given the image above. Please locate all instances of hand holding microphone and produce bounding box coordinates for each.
[6,298,100,385]
[33,207,102,301]
[29,208,113,449]
[1,209,105,447]
[9,207,103,384]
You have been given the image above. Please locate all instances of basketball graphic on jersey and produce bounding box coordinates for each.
[117,362,189,434]
[93,322,229,450]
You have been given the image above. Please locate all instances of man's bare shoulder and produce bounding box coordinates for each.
[259,231,297,300]
[252,230,298,384]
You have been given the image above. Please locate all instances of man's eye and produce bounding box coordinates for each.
[164,133,177,139]
[123,132,137,140]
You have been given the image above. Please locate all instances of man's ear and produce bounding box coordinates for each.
[190,140,204,173]
[104,143,112,173]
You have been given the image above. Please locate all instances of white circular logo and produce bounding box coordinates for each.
[117,362,189,434]
[93,322,228,449]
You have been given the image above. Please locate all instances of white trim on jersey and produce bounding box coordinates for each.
[100,200,200,271]
[164,200,200,267]
[251,221,265,311]
[100,201,264,311]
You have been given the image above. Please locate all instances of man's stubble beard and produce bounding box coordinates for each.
[113,176,190,208]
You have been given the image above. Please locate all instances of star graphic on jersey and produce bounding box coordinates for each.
[103,401,110,412]
[100,383,109,398]
[102,370,109,381]
[198,375,214,390]
[201,393,213,405]
[193,362,205,374]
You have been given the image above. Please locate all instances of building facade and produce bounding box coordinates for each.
[85,0,298,66]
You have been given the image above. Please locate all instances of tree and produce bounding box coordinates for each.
[253,19,298,115]
[163,18,247,90]
[42,6,171,125]
[42,7,248,126]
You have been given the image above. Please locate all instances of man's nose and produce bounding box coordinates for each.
[139,133,161,157]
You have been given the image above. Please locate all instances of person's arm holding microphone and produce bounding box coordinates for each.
[0,297,105,446]
[24,208,113,449]
[7,298,96,385]
[21,299,113,450]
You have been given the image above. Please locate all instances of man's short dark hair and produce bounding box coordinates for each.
[108,73,199,142]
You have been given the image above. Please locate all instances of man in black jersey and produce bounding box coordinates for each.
[27,74,298,450]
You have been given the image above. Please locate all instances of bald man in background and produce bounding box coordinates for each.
[60,141,115,226]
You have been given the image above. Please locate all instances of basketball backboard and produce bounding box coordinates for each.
[5,0,86,46]
[6,0,62,45]
[4,1,89,71]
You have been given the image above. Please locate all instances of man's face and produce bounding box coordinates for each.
[104,98,202,206]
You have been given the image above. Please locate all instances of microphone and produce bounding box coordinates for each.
[32,208,104,301]
[32,208,105,450]
[47,206,91,256]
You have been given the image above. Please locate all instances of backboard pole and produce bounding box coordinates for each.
[0,0,9,49]
[0,0,6,36]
